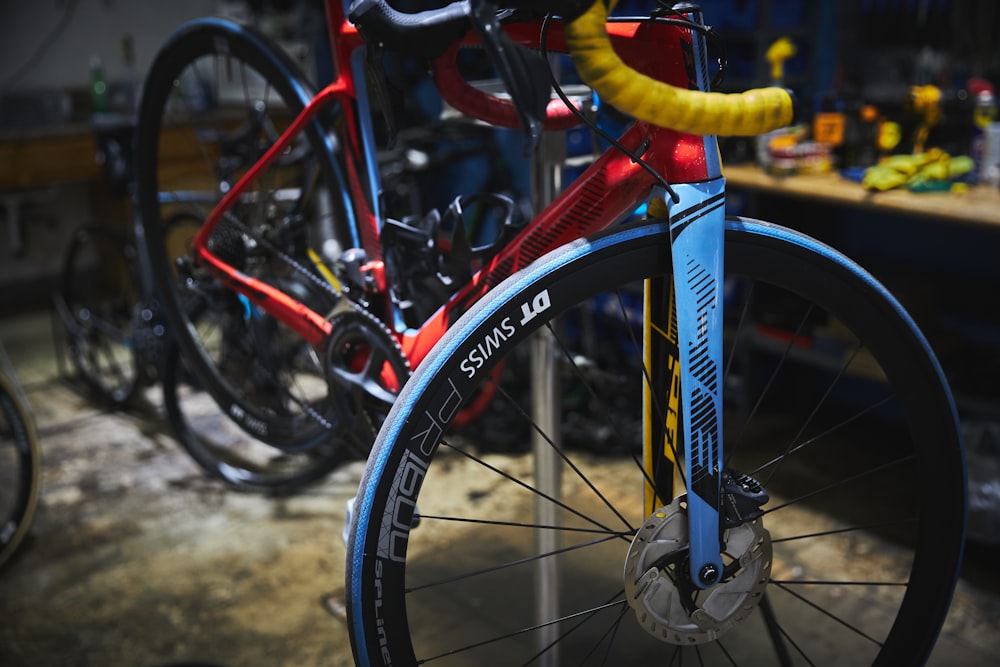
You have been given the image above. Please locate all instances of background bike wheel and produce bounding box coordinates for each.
[0,370,42,570]
[347,218,965,666]
[136,18,360,454]
[55,224,141,407]
[160,336,343,492]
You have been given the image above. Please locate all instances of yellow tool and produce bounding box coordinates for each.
[909,85,942,154]
[765,37,796,84]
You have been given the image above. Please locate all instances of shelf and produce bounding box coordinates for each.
[0,124,100,189]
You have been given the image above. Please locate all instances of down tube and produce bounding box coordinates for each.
[667,178,726,587]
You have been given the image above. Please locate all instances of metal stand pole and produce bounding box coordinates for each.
[531,129,564,666]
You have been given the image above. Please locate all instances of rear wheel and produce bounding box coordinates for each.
[347,218,966,666]
[136,18,361,454]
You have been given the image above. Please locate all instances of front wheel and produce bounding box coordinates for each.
[347,217,966,666]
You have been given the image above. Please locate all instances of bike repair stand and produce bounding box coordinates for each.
[531,126,566,667]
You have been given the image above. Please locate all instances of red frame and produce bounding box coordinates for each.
[188,3,711,372]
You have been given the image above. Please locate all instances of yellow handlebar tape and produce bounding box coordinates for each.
[566,1,794,136]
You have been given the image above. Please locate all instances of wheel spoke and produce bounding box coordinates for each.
[406,535,621,594]
[439,438,627,537]
[769,579,887,648]
[420,599,629,664]
[762,455,913,514]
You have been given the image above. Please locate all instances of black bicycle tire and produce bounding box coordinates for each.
[158,334,344,492]
[0,370,42,570]
[57,223,142,407]
[347,217,966,666]
[135,18,356,451]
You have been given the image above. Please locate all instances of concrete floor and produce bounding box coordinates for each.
[1,307,999,666]
[0,309,359,667]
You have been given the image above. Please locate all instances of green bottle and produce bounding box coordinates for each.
[90,55,110,114]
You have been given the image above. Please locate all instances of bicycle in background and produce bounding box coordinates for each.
[136,0,966,663]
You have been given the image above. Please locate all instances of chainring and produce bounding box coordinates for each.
[623,495,772,644]
[324,307,411,456]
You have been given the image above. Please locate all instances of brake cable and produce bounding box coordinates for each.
[540,11,695,204]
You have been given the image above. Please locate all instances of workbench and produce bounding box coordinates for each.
[723,163,1000,229]
[0,124,101,190]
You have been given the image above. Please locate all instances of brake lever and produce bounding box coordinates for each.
[469,0,550,154]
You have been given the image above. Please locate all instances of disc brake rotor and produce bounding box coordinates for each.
[623,495,772,644]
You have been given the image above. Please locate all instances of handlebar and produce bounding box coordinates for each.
[566,1,795,136]
[350,0,796,138]
[432,40,583,132]
[347,0,472,59]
